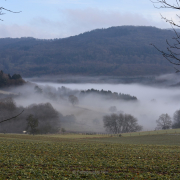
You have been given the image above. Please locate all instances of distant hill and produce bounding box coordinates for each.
[0,26,175,77]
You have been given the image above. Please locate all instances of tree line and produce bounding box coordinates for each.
[80,89,137,101]
[102,109,180,134]
[35,85,137,104]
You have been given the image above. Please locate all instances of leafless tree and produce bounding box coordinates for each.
[0,2,22,124]
[151,0,180,72]
[172,109,180,128]
[109,106,117,113]
[0,2,21,21]
[103,113,142,134]
[68,95,79,106]
[156,113,172,130]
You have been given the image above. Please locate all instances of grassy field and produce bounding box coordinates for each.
[121,128,180,137]
[1,132,180,179]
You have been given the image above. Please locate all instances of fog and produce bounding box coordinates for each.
[31,82,180,130]
[2,74,180,132]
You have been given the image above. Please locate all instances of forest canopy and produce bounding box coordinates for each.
[0,26,174,77]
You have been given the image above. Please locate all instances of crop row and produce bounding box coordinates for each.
[0,138,180,179]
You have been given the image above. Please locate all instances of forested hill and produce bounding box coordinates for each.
[0,26,175,77]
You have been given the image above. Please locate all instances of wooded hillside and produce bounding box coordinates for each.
[0,26,174,77]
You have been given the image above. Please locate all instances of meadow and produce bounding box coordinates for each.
[1,131,180,179]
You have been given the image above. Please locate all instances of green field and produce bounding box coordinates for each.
[121,128,180,137]
[1,132,180,179]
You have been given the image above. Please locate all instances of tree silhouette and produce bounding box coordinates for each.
[0,2,21,21]
[68,95,79,106]
[151,0,180,72]
[156,113,172,130]
[172,109,180,128]
[103,113,142,134]
[0,1,22,125]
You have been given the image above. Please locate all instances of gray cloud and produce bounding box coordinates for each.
[0,8,169,39]
[0,24,58,39]
[63,8,169,31]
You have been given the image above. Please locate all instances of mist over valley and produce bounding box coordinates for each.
[2,1,180,179]
[1,25,180,134]
[1,73,180,133]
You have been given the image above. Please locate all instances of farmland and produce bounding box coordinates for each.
[0,132,180,179]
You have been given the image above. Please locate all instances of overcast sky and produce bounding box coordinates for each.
[0,0,178,39]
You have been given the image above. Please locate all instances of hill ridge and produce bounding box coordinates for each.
[0,26,174,77]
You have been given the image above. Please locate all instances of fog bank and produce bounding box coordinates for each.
[8,79,180,131]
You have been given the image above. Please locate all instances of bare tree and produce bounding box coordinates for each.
[109,106,117,113]
[0,2,22,125]
[156,113,172,130]
[68,95,79,106]
[103,113,142,134]
[0,1,21,21]
[151,0,180,72]
[103,114,119,134]
[172,109,180,128]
